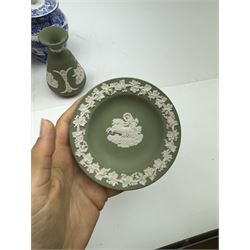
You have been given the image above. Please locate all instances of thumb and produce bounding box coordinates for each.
[32,119,56,188]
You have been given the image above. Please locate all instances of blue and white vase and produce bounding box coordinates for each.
[31,0,68,63]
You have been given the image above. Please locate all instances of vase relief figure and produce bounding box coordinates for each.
[38,26,86,97]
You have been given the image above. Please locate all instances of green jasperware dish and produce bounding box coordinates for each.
[70,78,181,190]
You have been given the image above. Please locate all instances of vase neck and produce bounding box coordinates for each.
[49,46,64,53]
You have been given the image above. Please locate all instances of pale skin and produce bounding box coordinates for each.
[32,98,121,249]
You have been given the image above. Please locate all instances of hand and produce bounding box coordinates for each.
[32,99,121,249]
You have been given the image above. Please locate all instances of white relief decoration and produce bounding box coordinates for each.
[72,64,85,85]
[53,67,78,94]
[47,72,59,88]
[106,113,143,148]
[71,79,180,188]
[49,47,64,53]
[47,64,85,93]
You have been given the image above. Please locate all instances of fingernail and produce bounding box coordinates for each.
[40,118,46,137]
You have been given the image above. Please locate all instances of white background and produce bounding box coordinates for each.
[31,0,219,249]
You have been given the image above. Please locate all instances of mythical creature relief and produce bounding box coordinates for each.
[106,113,144,148]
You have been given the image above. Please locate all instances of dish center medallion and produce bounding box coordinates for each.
[106,112,144,148]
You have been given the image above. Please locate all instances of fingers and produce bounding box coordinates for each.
[55,97,83,147]
[32,119,56,187]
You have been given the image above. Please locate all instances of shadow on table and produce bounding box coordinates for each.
[157,229,219,249]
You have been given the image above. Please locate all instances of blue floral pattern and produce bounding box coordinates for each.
[32,8,68,63]
[31,0,58,18]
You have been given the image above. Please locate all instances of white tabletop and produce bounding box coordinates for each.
[32,0,218,248]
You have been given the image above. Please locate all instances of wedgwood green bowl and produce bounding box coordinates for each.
[69,78,181,191]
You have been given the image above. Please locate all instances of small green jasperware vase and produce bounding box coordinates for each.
[38,26,86,97]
